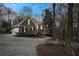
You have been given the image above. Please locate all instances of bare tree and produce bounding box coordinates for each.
[52,3,56,39]
[20,6,33,17]
[76,4,79,41]
[0,3,4,7]
[63,3,75,55]
[43,8,53,36]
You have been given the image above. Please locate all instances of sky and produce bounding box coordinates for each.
[4,3,50,15]
[4,3,51,21]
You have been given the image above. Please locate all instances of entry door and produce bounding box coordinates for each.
[27,26,31,33]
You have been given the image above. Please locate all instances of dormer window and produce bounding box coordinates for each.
[27,19,31,25]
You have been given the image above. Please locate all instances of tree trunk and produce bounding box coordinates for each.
[76,4,79,41]
[52,3,56,40]
[67,3,73,42]
[65,3,75,55]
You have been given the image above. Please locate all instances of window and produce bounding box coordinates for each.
[24,26,26,32]
[40,25,43,29]
[27,19,31,25]
[36,25,38,29]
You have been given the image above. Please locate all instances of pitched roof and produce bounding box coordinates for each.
[19,17,40,25]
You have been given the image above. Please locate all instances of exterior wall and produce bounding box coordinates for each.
[12,17,45,35]
[12,27,19,35]
[35,24,44,35]
[12,24,45,35]
[20,18,36,35]
[12,25,44,35]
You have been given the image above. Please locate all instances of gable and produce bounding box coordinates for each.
[20,17,35,27]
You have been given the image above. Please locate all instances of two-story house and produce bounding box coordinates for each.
[11,17,44,35]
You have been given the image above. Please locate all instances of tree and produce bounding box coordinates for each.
[1,20,8,28]
[76,4,79,41]
[43,8,53,36]
[20,6,33,17]
[52,3,56,39]
[63,3,75,55]
[0,20,10,33]
[66,3,73,44]
[56,4,67,41]
[0,3,4,7]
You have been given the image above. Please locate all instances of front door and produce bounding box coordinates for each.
[26,25,31,33]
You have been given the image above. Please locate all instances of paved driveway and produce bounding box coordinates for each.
[0,34,49,56]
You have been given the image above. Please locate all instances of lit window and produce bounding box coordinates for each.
[28,19,31,25]
[24,26,26,32]
[36,25,38,29]
[40,25,43,29]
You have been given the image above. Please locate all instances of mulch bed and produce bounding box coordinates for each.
[36,44,71,56]
[73,47,79,56]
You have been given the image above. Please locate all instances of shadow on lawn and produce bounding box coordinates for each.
[13,35,48,38]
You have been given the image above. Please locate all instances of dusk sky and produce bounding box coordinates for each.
[4,3,50,15]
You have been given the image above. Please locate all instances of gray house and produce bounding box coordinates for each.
[11,17,44,35]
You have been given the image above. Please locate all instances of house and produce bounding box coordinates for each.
[11,17,44,35]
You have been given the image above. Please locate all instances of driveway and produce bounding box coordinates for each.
[0,34,50,56]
